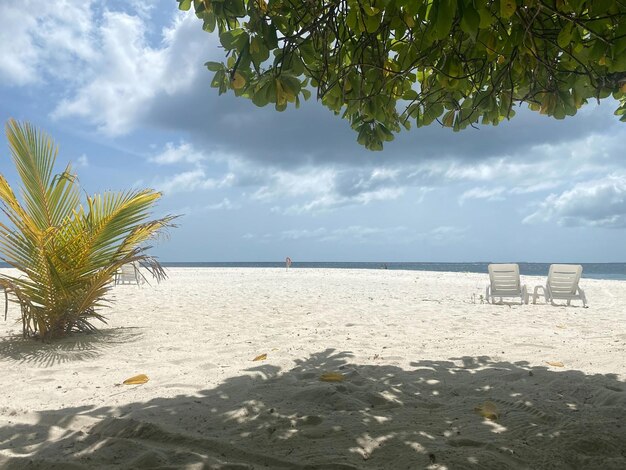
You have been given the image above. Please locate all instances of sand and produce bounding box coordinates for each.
[0,267,625,469]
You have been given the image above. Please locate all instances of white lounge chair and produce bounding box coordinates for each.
[115,263,141,285]
[486,263,528,304]
[533,264,587,307]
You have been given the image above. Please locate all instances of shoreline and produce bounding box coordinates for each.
[2,262,626,281]
[162,263,626,281]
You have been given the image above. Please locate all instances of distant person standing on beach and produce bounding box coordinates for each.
[286,257,292,271]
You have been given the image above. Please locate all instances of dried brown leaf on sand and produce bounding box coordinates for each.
[253,353,267,361]
[546,361,565,367]
[320,372,344,382]
[123,374,149,385]
[474,401,499,420]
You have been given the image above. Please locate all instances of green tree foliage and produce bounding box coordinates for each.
[180,0,626,150]
[0,120,177,339]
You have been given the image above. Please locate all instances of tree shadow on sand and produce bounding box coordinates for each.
[0,328,144,367]
[0,349,624,469]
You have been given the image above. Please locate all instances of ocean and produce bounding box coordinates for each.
[1,261,624,280]
[160,262,626,281]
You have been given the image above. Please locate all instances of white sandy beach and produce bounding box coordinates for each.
[0,267,625,469]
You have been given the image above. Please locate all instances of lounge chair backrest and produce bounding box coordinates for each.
[120,264,136,276]
[547,264,582,296]
[116,262,139,284]
[488,263,521,294]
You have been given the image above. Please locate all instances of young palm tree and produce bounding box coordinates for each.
[0,119,177,339]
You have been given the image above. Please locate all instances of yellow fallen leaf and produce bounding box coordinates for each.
[474,401,499,420]
[253,353,267,361]
[123,374,149,385]
[546,361,565,367]
[320,372,344,382]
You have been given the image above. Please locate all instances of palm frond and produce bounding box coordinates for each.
[0,120,176,339]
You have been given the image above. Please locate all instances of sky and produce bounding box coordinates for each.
[1,1,625,263]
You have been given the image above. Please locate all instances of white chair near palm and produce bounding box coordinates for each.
[486,263,528,304]
[533,264,587,307]
[115,262,141,285]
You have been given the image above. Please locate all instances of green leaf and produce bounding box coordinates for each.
[610,57,626,74]
[402,89,419,100]
[227,0,246,17]
[363,5,380,16]
[346,8,358,31]
[178,0,192,11]
[194,0,207,14]
[478,6,494,28]
[500,0,517,19]
[442,110,456,127]
[262,23,278,49]
[590,0,613,16]
[250,37,270,65]
[211,70,225,88]
[557,22,573,49]
[460,5,481,37]
[251,83,270,107]
[432,0,456,40]
[202,12,216,33]
[205,61,223,72]
[364,13,381,33]
[220,29,249,52]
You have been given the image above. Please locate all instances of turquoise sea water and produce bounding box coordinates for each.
[159,262,626,281]
[2,261,623,280]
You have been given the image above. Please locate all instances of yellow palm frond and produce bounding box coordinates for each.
[0,120,177,339]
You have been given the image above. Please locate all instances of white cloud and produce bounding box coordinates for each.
[424,226,468,244]
[321,225,409,242]
[151,141,205,165]
[250,166,408,214]
[204,198,240,211]
[128,0,155,18]
[273,226,410,243]
[280,187,406,215]
[52,10,212,135]
[156,168,234,194]
[278,228,328,240]
[157,168,206,194]
[244,224,467,246]
[76,154,89,167]
[459,186,506,205]
[509,181,561,194]
[252,168,336,202]
[524,174,626,228]
[0,0,95,85]
[443,158,536,182]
